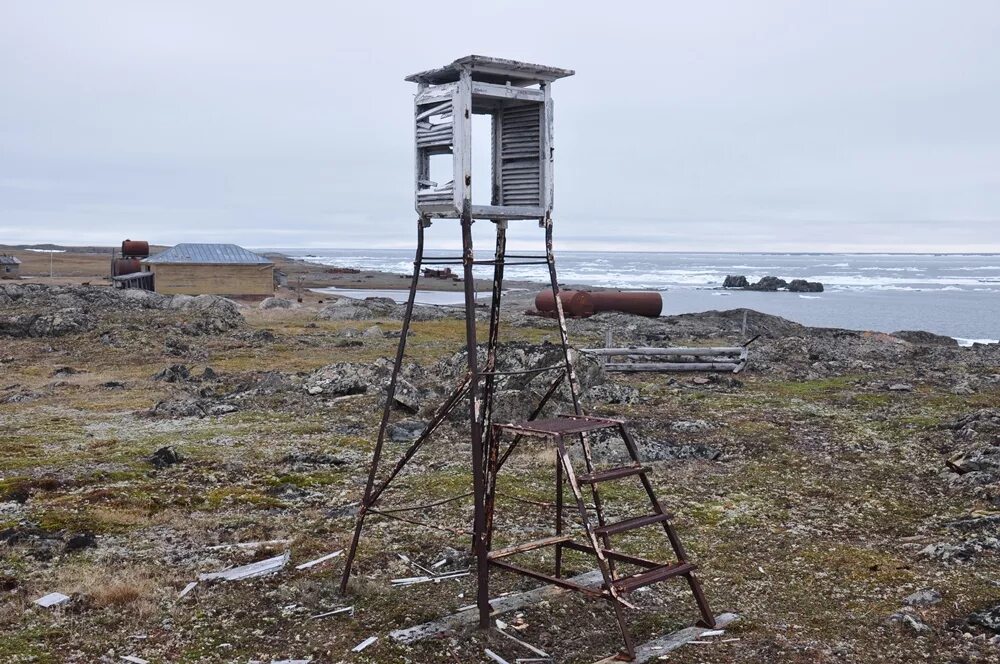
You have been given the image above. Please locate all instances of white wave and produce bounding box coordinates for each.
[954,337,1000,347]
[858,267,924,272]
[952,266,1000,271]
[798,295,822,299]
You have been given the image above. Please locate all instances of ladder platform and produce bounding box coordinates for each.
[609,562,696,594]
[578,465,649,484]
[495,415,622,437]
[593,513,672,536]
[488,534,573,560]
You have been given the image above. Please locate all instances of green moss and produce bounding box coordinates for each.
[765,375,859,398]
[204,486,286,510]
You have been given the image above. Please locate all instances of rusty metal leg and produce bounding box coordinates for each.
[554,434,636,660]
[340,217,428,595]
[685,572,717,628]
[542,215,583,415]
[482,222,506,550]
[542,216,616,577]
[460,210,491,630]
[484,424,500,550]
[555,449,564,578]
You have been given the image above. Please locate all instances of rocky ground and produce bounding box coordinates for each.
[2,283,999,663]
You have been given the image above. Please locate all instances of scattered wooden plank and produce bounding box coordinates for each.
[582,347,743,356]
[495,620,550,658]
[390,570,603,644]
[120,656,149,664]
[177,581,197,599]
[592,612,739,664]
[206,539,291,551]
[295,550,343,570]
[310,606,353,620]
[485,649,512,664]
[199,552,289,582]
[603,362,742,373]
[351,636,377,653]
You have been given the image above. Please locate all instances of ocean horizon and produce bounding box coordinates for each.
[269,249,1000,344]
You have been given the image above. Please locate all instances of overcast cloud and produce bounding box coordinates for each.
[1,1,998,252]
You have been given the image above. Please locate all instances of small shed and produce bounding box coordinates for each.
[141,244,273,296]
[0,255,21,279]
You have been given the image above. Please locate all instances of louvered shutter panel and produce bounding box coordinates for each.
[499,105,541,207]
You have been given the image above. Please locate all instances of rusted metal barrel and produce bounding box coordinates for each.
[112,258,142,276]
[533,290,594,317]
[535,289,662,318]
[121,239,150,257]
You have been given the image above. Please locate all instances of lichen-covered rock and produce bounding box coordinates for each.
[0,284,243,337]
[969,604,1000,632]
[259,297,294,309]
[316,296,460,322]
[317,297,398,321]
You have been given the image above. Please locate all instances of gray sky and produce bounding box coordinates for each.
[2,1,998,252]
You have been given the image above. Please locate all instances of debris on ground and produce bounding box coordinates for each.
[310,606,354,619]
[34,592,70,608]
[351,636,377,653]
[199,552,290,582]
[295,549,343,570]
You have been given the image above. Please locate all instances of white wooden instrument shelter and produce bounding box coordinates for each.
[406,55,574,220]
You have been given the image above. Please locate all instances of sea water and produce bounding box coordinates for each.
[274,249,1000,343]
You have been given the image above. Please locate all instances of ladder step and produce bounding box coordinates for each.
[487,534,573,560]
[578,465,649,485]
[593,513,672,536]
[610,561,696,593]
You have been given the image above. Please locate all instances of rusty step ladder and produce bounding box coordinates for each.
[487,414,716,660]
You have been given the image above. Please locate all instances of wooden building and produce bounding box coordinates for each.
[141,244,273,296]
[0,255,21,279]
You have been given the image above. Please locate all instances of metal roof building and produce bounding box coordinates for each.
[140,243,273,297]
[143,243,271,265]
[1,255,21,279]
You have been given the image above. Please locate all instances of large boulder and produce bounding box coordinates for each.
[317,297,398,320]
[787,279,824,293]
[259,297,294,310]
[722,275,749,289]
[748,276,788,291]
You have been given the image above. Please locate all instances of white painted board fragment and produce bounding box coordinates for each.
[352,636,377,652]
[121,656,150,664]
[310,606,353,619]
[295,549,343,570]
[34,592,70,608]
[178,581,197,598]
[198,552,289,582]
[484,649,511,664]
[207,539,291,551]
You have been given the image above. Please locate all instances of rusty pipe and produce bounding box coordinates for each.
[535,289,662,318]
